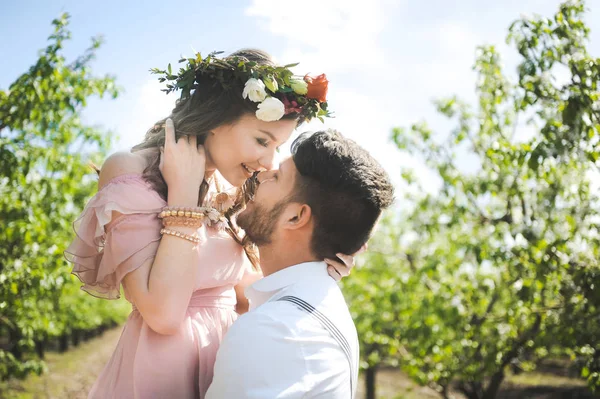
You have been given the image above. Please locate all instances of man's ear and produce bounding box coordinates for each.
[283,203,312,230]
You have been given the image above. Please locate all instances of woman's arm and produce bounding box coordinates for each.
[101,120,207,335]
[234,266,263,315]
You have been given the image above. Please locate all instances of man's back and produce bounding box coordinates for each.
[207,262,359,398]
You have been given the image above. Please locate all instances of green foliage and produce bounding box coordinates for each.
[0,13,128,380]
[346,1,599,398]
[342,215,406,372]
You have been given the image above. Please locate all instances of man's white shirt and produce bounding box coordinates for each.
[206,261,359,398]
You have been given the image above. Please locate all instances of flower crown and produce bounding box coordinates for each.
[150,51,332,123]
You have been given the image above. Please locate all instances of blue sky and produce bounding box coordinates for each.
[1,0,598,192]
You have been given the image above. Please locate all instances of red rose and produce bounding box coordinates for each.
[304,74,329,103]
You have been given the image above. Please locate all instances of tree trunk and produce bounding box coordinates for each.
[457,382,483,399]
[72,329,81,346]
[483,370,505,399]
[441,384,451,399]
[481,314,542,399]
[59,334,69,352]
[34,338,46,359]
[9,329,22,360]
[365,366,377,399]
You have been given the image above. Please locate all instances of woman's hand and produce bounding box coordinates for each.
[159,118,206,206]
[325,243,368,282]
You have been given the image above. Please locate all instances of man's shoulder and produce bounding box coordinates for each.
[278,277,353,319]
[255,280,357,340]
[230,306,288,333]
[225,304,303,348]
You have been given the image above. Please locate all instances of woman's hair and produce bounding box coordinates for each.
[130,49,298,268]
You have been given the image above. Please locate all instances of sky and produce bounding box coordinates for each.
[1,0,599,195]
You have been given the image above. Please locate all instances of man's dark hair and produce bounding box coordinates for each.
[290,129,395,259]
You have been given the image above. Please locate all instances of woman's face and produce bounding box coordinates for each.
[203,114,297,187]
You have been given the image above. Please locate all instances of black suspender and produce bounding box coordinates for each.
[277,295,356,398]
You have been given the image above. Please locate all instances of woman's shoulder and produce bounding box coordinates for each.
[98,151,150,190]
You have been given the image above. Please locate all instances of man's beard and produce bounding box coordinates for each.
[237,199,289,246]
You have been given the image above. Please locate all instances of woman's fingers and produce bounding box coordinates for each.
[164,118,176,148]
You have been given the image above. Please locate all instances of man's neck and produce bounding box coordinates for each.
[258,244,319,277]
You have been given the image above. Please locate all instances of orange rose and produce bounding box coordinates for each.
[304,74,329,103]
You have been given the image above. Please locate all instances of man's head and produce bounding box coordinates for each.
[237,129,394,260]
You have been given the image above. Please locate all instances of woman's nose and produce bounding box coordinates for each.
[258,151,276,171]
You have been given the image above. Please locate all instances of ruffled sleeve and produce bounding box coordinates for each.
[65,174,166,300]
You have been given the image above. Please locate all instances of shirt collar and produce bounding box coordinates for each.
[245,261,328,309]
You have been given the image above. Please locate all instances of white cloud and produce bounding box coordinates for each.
[245,0,400,73]
[407,22,481,100]
[113,79,177,151]
[437,22,480,55]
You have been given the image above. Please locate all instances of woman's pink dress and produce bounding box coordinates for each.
[65,174,248,399]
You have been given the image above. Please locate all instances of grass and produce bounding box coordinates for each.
[356,368,440,398]
[507,371,587,388]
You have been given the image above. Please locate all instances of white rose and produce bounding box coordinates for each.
[242,78,267,102]
[290,79,308,95]
[255,97,285,122]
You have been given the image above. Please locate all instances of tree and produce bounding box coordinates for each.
[342,215,407,399]
[0,13,129,380]
[346,1,599,397]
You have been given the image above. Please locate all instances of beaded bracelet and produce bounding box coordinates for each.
[160,228,201,244]
[159,207,207,219]
[162,216,204,229]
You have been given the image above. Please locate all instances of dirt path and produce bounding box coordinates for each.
[1,328,122,399]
